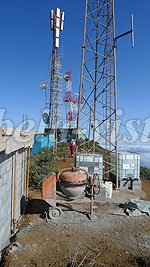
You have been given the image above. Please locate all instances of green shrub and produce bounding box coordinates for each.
[140,166,150,181]
[29,148,56,188]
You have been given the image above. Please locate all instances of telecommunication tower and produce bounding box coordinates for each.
[41,8,65,153]
[77,0,134,188]
[63,69,78,128]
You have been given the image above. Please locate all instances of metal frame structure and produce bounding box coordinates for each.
[49,8,65,153]
[77,0,119,186]
[63,69,78,128]
[41,8,65,153]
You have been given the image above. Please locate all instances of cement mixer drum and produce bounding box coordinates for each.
[59,171,86,185]
[58,167,89,198]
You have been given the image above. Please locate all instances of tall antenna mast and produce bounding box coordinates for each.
[77,0,134,189]
[41,8,64,153]
[63,69,78,128]
[77,0,118,184]
[47,8,65,153]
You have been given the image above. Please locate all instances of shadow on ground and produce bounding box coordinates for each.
[25,199,50,214]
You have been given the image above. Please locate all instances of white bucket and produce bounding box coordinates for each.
[104,181,113,199]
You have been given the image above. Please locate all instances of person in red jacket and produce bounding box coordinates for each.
[70,139,75,157]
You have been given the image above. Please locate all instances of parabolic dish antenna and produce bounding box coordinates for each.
[43,112,50,124]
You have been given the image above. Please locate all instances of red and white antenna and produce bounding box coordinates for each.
[63,69,78,128]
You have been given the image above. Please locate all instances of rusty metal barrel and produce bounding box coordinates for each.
[57,167,89,198]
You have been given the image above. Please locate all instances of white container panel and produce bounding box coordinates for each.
[104,181,113,199]
[76,153,103,178]
[110,152,140,180]
[79,166,88,173]
[79,156,83,162]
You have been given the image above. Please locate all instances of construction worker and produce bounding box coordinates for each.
[70,139,75,157]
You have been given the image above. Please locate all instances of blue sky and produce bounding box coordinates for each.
[0,0,150,166]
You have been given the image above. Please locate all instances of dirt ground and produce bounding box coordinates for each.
[1,158,150,267]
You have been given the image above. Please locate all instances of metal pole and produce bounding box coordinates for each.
[112,0,119,190]
[114,46,119,190]
[77,0,87,152]
[93,6,99,153]
[90,177,94,217]
[26,146,30,198]
[13,151,18,233]
[24,148,27,197]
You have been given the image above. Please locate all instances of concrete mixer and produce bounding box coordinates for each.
[42,167,105,220]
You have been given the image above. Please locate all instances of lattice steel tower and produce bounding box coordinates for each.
[77,0,118,185]
[42,8,65,153]
[63,69,78,128]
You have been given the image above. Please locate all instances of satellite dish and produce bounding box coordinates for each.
[64,74,69,81]
[43,112,50,124]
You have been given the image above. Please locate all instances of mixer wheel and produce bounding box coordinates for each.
[49,207,62,220]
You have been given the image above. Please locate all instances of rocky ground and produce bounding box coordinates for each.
[1,157,150,267]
